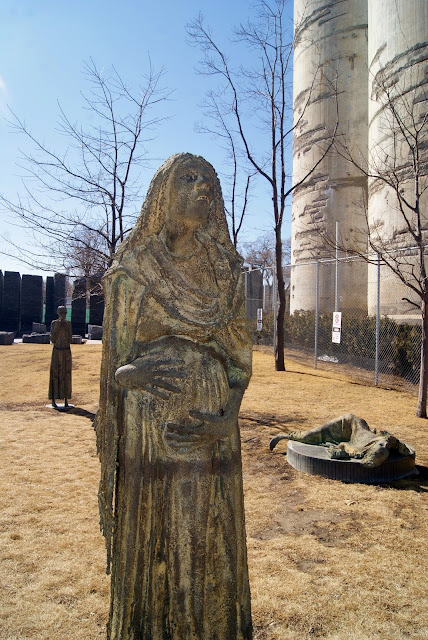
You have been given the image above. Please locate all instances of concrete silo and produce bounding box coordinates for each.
[367,0,428,320]
[291,0,369,314]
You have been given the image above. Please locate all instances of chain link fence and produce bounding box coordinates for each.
[252,255,422,392]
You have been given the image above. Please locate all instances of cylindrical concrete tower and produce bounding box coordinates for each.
[367,0,428,320]
[291,0,368,314]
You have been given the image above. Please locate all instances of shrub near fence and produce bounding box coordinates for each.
[285,311,422,385]
[252,311,422,387]
[251,253,424,388]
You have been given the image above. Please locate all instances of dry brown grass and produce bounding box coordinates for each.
[0,343,427,639]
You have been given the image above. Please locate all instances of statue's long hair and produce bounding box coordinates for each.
[114,152,236,264]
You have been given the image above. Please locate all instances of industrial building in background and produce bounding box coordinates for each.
[291,0,428,321]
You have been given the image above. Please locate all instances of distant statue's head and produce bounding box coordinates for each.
[57,306,67,319]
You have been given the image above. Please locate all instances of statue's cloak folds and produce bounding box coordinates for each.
[95,154,252,639]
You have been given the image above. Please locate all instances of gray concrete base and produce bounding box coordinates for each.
[287,440,417,484]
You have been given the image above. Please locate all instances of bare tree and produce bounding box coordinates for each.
[322,70,428,416]
[0,58,171,275]
[243,233,291,323]
[63,228,109,279]
[187,0,337,370]
[195,93,255,247]
[243,233,276,286]
[243,232,290,283]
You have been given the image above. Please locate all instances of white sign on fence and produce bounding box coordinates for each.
[257,308,263,331]
[332,311,342,344]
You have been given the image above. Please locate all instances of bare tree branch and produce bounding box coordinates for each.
[187,0,338,370]
[319,70,428,416]
[0,58,172,276]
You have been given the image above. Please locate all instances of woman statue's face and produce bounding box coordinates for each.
[165,158,215,227]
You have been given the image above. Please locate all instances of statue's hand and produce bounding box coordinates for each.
[329,447,351,460]
[115,356,186,399]
[188,384,244,442]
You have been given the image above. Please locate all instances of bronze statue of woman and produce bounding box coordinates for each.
[95,153,253,640]
[49,305,72,409]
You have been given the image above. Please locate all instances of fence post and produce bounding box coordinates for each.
[314,261,319,368]
[244,269,248,317]
[335,221,339,312]
[375,252,380,386]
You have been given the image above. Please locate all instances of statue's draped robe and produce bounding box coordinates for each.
[49,319,72,400]
[96,235,252,640]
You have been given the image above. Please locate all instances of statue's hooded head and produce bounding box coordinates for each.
[115,153,235,261]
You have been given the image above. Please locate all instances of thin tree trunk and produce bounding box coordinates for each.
[416,300,428,418]
[274,231,286,371]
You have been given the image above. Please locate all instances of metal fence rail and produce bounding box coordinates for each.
[290,256,421,389]
[251,253,422,391]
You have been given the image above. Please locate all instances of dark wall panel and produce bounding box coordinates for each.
[0,271,21,333]
[21,274,43,334]
[71,277,87,337]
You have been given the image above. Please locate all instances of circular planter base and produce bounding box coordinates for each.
[287,440,417,484]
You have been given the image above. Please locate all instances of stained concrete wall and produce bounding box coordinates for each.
[291,0,369,313]
[367,0,428,320]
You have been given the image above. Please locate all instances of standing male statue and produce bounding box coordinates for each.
[49,305,72,410]
[95,153,253,640]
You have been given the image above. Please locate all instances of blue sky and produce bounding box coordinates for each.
[0,0,294,274]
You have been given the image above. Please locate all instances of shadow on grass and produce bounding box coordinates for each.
[385,465,428,493]
[367,465,428,492]
[68,407,96,422]
[239,411,306,430]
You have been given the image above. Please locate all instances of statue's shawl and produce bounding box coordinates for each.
[95,153,252,572]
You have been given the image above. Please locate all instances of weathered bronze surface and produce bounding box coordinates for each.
[271,413,414,467]
[95,153,253,640]
[48,306,72,408]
